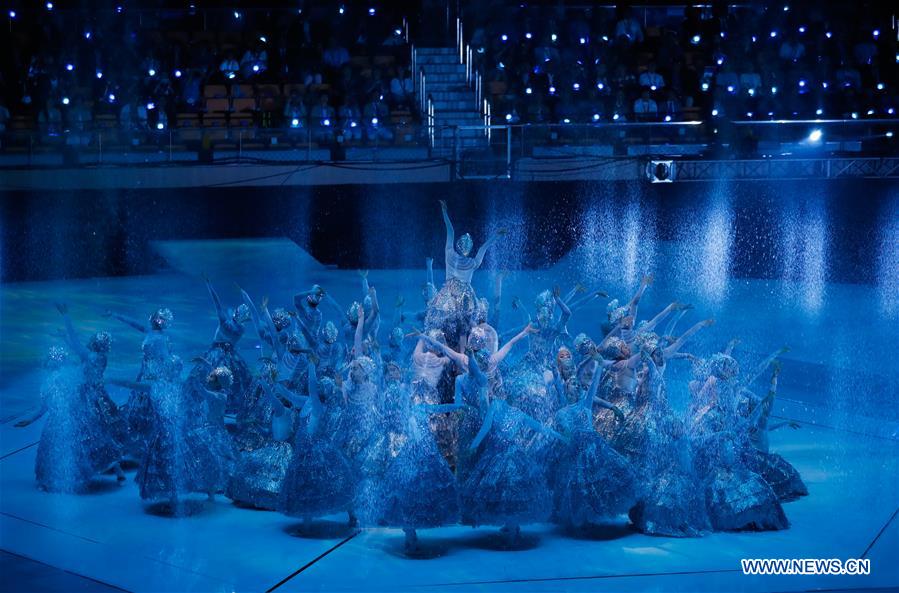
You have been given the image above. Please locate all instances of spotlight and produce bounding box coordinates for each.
[339,6,345,14]
[525,87,532,95]
[727,85,735,93]
[562,118,570,124]
[592,113,600,121]
[887,132,894,138]
[889,108,895,115]
[597,82,604,90]
[651,85,657,91]
[62,97,70,105]
[873,29,879,38]
[46,2,53,10]
[350,121,357,128]
[291,118,300,127]
[716,57,724,66]
[647,160,675,183]
[816,108,823,116]
[877,83,885,90]
[612,113,620,121]
[701,81,710,91]
[798,79,806,88]
[752,35,757,43]
[85,32,91,39]
[368,8,375,16]
[548,86,556,94]
[252,64,260,72]
[573,83,580,91]
[501,34,508,42]
[156,122,164,130]
[771,86,778,95]
[748,88,756,96]
[551,33,557,42]
[746,112,753,118]
[394,29,401,36]
[259,36,267,43]
[174,69,182,78]
[783,5,789,11]
[227,72,236,79]
[601,35,609,42]
[525,32,532,39]
[505,113,512,121]
[96,70,103,79]
[851,112,859,119]
[691,34,701,45]
[116,6,122,13]
[66,63,74,71]
[720,32,726,38]
[233,11,241,19]
[148,68,156,77]
[371,117,378,125]
[323,118,330,126]
[147,102,155,110]
[664,115,672,122]
[712,108,719,116]
[770,31,777,38]
[826,31,832,39]
[108,93,116,102]
[9,10,15,18]
[867,109,875,115]
[579,37,586,45]
[798,26,806,34]
[808,129,822,142]
[822,81,828,89]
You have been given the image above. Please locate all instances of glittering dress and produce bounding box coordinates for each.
[425,277,478,351]
[743,448,808,502]
[412,352,457,470]
[379,407,460,529]
[461,401,552,527]
[335,380,387,523]
[228,407,296,510]
[279,409,355,519]
[551,404,637,527]
[123,332,172,460]
[35,359,124,492]
[190,336,251,415]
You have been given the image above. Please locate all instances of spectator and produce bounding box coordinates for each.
[219,51,239,80]
[779,37,806,62]
[633,89,658,121]
[323,38,350,70]
[37,100,62,137]
[389,67,413,109]
[363,91,392,142]
[284,89,308,128]
[639,62,665,90]
[615,12,644,45]
[661,89,682,120]
[337,99,362,141]
[240,42,268,78]
[310,93,335,143]
[66,99,92,146]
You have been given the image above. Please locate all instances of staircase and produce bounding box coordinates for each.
[415,47,487,153]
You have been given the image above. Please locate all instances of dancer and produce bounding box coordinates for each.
[19,305,126,491]
[191,277,251,414]
[552,359,637,528]
[379,350,464,554]
[426,200,502,350]
[280,362,356,531]
[104,305,176,461]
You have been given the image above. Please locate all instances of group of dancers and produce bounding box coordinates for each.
[18,200,807,553]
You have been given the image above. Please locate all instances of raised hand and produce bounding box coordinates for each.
[524,323,540,335]
[55,302,68,316]
[642,274,654,287]
[439,199,447,212]
[358,269,369,278]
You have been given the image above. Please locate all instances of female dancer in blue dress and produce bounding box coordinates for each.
[460,357,567,547]
[229,359,307,510]
[426,200,501,351]
[18,305,126,491]
[379,342,465,554]
[551,357,637,528]
[104,305,175,461]
[280,362,356,532]
[190,277,251,414]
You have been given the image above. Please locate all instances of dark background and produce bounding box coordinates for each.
[1,178,895,283]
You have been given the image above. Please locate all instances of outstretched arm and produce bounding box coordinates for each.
[440,200,454,252]
[105,311,147,333]
[205,277,228,327]
[56,304,89,361]
[663,307,690,339]
[469,401,497,451]
[568,288,609,312]
[664,318,714,358]
[353,303,365,357]
[639,302,683,335]
[723,338,740,357]
[473,230,503,268]
[240,288,269,344]
[492,323,537,366]
[741,346,789,389]
[416,332,468,368]
[492,270,505,330]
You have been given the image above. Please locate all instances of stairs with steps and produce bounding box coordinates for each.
[416,47,487,151]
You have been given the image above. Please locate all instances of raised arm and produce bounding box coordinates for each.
[492,270,505,330]
[638,302,683,335]
[260,299,286,361]
[628,274,653,320]
[440,200,454,252]
[552,286,571,331]
[473,229,503,268]
[722,338,740,357]
[664,318,714,358]
[56,304,89,361]
[741,346,789,389]
[240,288,268,344]
[568,288,609,312]
[353,303,365,357]
[205,277,228,326]
[426,257,436,300]
[392,296,405,327]
[492,323,537,366]
[663,307,690,339]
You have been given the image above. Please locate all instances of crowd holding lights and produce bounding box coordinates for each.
[1,1,412,143]
[467,2,896,124]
